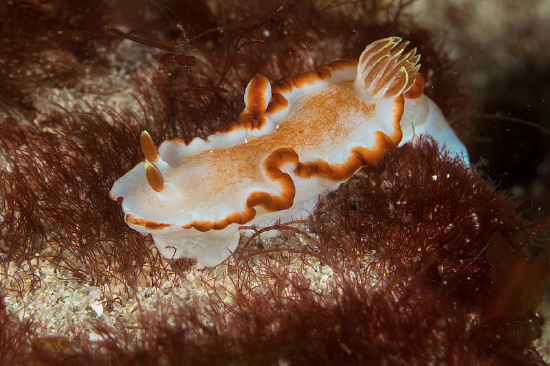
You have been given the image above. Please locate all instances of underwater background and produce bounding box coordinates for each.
[0,0,549,364]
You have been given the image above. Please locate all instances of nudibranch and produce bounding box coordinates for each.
[110,37,469,267]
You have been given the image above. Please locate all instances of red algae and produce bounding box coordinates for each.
[8,139,546,365]
[0,293,34,365]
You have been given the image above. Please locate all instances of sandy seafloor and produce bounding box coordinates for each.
[2,0,550,362]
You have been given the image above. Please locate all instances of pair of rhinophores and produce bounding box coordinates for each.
[110,37,470,267]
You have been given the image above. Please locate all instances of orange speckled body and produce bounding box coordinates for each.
[110,37,469,267]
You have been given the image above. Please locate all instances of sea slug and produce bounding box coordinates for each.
[110,37,469,267]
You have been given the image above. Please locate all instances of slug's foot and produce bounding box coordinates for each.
[151,226,240,267]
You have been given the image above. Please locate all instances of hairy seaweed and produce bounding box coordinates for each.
[134,0,471,143]
[0,292,34,365]
[0,109,150,289]
[16,140,547,365]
